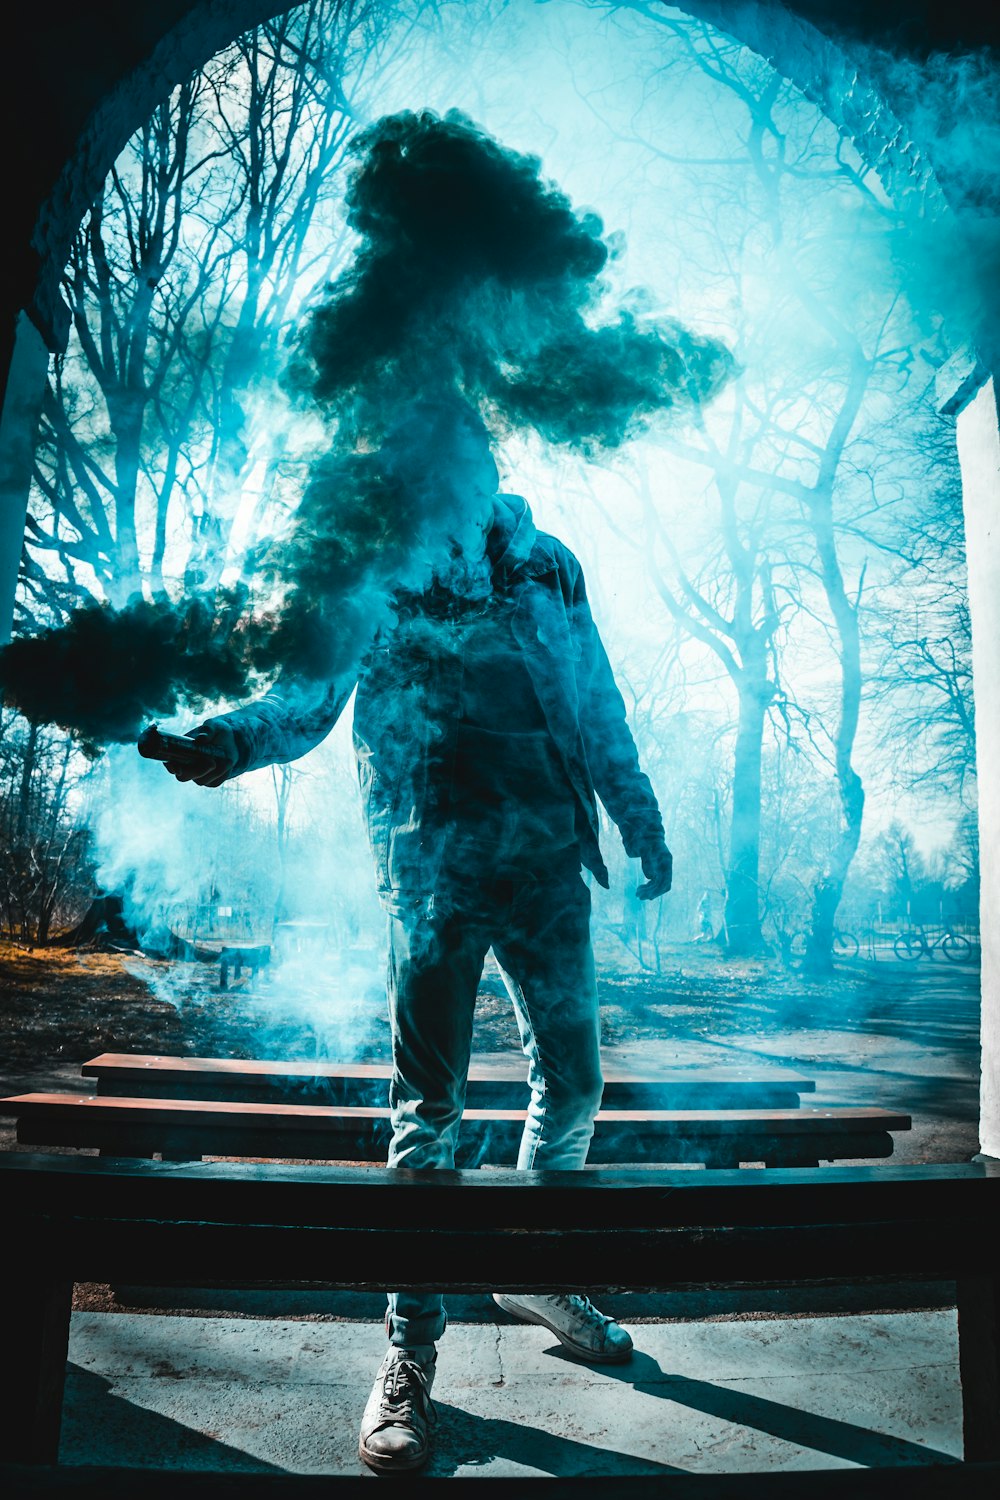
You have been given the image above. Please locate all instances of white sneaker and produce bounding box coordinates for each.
[492,1292,633,1363]
[358,1346,437,1474]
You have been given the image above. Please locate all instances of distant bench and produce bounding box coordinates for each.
[2,1151,998,1473]
[81,1053,818,1108]
[0,1052,911,1168]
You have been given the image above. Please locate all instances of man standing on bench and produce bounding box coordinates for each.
[162,396,673,1475]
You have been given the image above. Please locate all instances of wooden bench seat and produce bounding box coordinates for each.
[0,1090,910,1166]
[4,1463,1000,1497]
[3,1152,998,1471]
[81,1051,817,1109]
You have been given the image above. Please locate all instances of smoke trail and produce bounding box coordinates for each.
[0,590,269,752]
[0,109,734,744]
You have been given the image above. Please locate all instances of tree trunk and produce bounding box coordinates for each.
[17,720,38,841]
[724,677,773,955]
[36,901,52,948]
[803,492,866,974]
[805,766,864,974]
[272,764,295,929]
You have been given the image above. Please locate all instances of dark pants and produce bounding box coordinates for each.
[384,860,603,1348]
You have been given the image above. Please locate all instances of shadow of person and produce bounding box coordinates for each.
[556,1347,962,1469]
[426,1398,687,1478]
[61,1365,290,1472]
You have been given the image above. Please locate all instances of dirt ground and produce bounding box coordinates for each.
[0,934,982,1319]
[0,931,981,1141]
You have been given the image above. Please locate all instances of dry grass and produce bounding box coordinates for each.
[0,940,189,1079]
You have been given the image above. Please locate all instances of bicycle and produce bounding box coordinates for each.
[892,924,973,963]
[789,927,860,962]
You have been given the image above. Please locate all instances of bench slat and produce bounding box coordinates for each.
[0,1093,911,1135]
[81,1052,819,1084]
[80,1052,816,1109]
[2,1151,994,1216]
[10,1124,895,1167]
[1,1092,908,1166]
[2,1462,1000,1497]
[0,1154,995,1286]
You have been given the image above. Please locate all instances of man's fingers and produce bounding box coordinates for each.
[192,727,238,781]
[164,754,227,785]
[197,765,230,788]
[637,845,673,902]
[164,759,201,782]
[160,723,237,788]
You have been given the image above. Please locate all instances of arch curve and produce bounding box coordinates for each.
[18,0,967,360]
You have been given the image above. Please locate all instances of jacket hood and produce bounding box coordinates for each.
[488,493,536,577]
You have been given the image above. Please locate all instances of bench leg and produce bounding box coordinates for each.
[957,1273,1000,1460]
[5,1265,73,1463]
[701,1151,743,1169]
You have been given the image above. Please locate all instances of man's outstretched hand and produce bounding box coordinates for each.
[163,720,239,788]
[637,843,673,901]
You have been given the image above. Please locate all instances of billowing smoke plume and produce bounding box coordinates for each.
[0,109,733,743]
[0,591,264,753]
[283,108,733,445]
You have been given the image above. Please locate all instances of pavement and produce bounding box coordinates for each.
[598,956,983,1167]
[60,1295,965,1477]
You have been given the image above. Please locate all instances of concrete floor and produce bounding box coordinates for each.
[61,1298,965,1477]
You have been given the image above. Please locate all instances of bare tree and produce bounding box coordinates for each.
[567,13,951,965]
[21,0,404,624]
[868,419,974,803]
[0,713,93,945]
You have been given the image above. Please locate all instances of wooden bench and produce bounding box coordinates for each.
[0,1091,909,1167]
[0,1053,910,1167]
[81,1053,818,1109]
[3,1464,1000,1496]
[3,1151,998,1474]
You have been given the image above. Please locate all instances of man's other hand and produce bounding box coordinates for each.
[163,720,238,788]
[637,843,673,901]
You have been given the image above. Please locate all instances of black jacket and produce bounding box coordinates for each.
[216,494,665,914]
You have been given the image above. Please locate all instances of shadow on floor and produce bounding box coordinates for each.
[61,1366,288,1473]
[586,1349,962,1468]
[427,1399,687,1477]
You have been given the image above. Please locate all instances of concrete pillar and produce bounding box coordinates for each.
[0,311,49,644]
[938,352,1000,1160]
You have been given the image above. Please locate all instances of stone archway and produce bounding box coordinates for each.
[6,0,984,365]
[1,0,997,1154]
